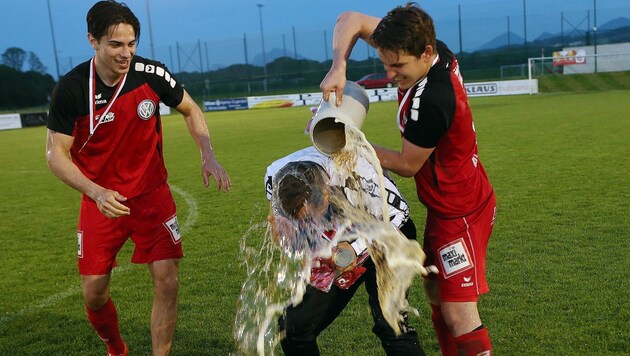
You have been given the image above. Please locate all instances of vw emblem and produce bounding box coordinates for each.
[137,99,156,120]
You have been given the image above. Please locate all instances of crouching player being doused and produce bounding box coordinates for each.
[264,146,429,356]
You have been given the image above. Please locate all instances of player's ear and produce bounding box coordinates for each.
[88,33,99,50]
[423,45,434,60]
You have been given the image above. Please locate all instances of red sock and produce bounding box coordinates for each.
[454,326,492,356]
[86,298,126,354]
[430,304,457,356]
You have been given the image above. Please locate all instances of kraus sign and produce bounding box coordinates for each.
[464,79,536,97]
[465,83,498,96]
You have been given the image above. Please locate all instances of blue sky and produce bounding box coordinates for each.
[1,0,628,77]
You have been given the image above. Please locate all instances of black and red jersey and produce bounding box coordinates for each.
[48,55,184,199]
[397,41,493,218]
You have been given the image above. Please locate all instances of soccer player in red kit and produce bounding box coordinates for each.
[45,1,231,355]
[320,3,496,355]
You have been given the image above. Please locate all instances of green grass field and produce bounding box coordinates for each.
[0,90,628,355]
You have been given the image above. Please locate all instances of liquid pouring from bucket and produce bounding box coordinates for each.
[310,81,370,155]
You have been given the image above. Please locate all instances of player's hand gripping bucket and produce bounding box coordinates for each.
[310,81,370,154]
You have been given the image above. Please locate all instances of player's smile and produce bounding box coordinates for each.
[116,58,130,70]
[90,23,136,84]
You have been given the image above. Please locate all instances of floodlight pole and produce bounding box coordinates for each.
[47,0,61,79]
[523,0,527,47]
[458,5,463,57]
[593,0,598,73]
[257,4,268,92]
[146,0,156,59]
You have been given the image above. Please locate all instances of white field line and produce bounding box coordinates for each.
[169,184,198,232]
[0,184,197,325]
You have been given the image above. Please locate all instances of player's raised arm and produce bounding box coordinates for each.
[320,11,381,105]
[176,90,231,192]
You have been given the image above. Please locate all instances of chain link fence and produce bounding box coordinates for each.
[56,1,629,98]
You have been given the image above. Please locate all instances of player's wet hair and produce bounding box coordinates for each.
[87,0,141,42]
[275,161,328,219]
[371,2,436,57]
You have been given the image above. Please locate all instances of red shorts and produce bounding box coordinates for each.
[77,183,183,275]
[423,192,496,302]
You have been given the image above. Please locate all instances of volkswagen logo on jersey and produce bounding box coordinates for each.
[137,99,156,120]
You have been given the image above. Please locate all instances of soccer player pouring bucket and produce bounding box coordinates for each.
[319,4,497,355]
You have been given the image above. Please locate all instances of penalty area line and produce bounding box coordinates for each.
[0,185,198,325]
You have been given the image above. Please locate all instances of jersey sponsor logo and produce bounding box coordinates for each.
[359,176,379,198]
[95,93,107,105]
[461,275,474,287]
[163,214,182,244]
[135,62,177,88]
[96,112,115,124]
[438,237,474,278]
[77,231,83,258]
[137,99,156,120]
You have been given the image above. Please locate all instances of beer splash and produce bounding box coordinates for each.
[333,126,429,336]
[234,125,429,355]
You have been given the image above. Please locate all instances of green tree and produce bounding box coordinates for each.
[1,47,26,71]
[0,64,56,110]
[28,51,48,74]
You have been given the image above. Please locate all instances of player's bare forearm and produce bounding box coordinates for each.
[331,11,380,63]
[177,91,232,191]
[322,12,380,104]
[372,144,415,177]
[46,130,129,217]
[372,139,434,178]
[178,91,213,157]
[46,129,100,199]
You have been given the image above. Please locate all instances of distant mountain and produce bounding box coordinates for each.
[477,31,525,51]
[474,16,629,51]
[598,17,630,31]
[535,32,555,42]
[251,48,306,66]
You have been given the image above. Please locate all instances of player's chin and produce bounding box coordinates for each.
[397,81,412,90]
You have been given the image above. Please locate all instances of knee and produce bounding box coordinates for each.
[82,280,109,309]
[279,314,318,339]
[372,320,398,344]
[279,315,320,355]
[440,302,482,337]
[83,292,108,309]
[154,273,179,296]
[151,261,180,296]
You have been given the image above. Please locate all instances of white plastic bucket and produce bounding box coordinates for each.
[310,81,370,154]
